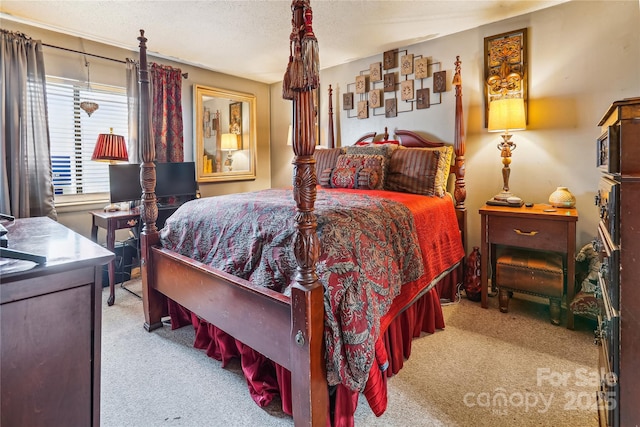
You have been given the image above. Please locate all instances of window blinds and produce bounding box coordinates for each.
[46,77,128,197]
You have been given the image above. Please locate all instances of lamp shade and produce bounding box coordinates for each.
[488,98,526,132]
[91,129,128,162]
[221,133,240,150]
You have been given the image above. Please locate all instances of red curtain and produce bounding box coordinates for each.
[151,63,184,162]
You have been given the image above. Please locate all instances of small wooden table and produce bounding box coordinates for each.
[479,204,578,329]
[90,208,140,306]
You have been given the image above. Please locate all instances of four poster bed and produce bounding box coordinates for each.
[136,3,467,426]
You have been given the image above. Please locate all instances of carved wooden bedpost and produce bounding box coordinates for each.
[452,56,467,251]
[282,1,328,425]
[327,84,335,148]
[138,30,164,331]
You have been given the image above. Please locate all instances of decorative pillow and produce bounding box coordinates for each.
[318,168,333,188]
[342,148,393,188]
[570,290,602,320]
[384,146,453,197]
[335,154,386,189]
[357,167,381,190]
[331,167,358,189]
[345,144,397,159]
[314,148,344,176]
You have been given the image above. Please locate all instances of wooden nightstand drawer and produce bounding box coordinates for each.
[488,215,568,253]
[114,216,139,229]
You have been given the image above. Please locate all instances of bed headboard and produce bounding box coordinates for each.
[330,58,467,247]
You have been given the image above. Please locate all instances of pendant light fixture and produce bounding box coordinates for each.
[80,58,99,117]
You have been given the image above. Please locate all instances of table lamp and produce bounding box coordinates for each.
[92,128,128,211]
[221,133,240,171]
[487,97,526,206]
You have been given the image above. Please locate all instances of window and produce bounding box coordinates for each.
[46,77,128,204]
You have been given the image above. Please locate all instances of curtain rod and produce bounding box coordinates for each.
[42,43,189,79]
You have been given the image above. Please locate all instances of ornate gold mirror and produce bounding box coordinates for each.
[194,84,257,182]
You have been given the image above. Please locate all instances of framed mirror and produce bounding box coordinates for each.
[194,84,257,182]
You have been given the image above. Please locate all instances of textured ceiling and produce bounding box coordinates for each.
[1,0,568,84]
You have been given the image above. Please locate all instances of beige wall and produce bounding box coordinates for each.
[3,21,272,240]
[5,0,639,250]
[270,0,640,253]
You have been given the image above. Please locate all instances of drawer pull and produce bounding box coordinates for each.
[513,228,538,236]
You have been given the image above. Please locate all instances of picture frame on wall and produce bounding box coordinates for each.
[484,28,528,127]
[384,73,395,93]
[343,92,354,110]
[385,98,397,118]
[383,50,396,70]
[416,88,430,109]
[400,53,414,76]
[370,62,382,82]
[401,80,414,101]
[229,101,243,147]
[415,57,429,79]
[357,101,368,119]
[355,75,367,94]
[369,89,382,108]
[433,70,446,93]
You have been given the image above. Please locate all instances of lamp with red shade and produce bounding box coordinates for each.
[92,128,129,211]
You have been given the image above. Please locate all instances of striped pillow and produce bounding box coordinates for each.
[385,146,452,196]
[314,148,344,176]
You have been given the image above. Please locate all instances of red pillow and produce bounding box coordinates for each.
[335,154,386,189]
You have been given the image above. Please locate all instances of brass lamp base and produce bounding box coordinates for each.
[224,153,234,171]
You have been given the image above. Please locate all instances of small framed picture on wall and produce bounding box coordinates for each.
[343,92,354,110]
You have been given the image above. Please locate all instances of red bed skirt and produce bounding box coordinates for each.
[168,264,461,427]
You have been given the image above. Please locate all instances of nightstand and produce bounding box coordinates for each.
[479,204,578,329]
[90,208,140,306]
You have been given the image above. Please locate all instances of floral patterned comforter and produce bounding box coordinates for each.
[160,187,462,391]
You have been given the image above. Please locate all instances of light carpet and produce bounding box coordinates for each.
[101,280,599,426]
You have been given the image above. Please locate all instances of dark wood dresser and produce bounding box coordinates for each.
[593,97,640,427]
[0,217,113,427]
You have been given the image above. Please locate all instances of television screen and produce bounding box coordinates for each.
[157,161,197,198]
[109,162,197,203]
[109,163,141,203]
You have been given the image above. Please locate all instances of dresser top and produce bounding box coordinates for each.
[598,97,640,126]
[0,216,113,281]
